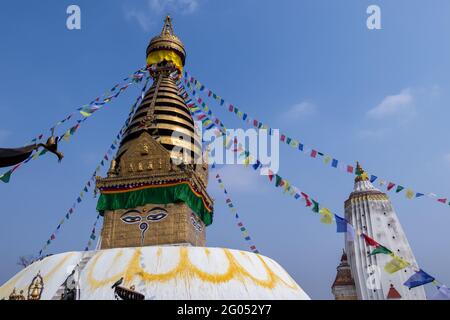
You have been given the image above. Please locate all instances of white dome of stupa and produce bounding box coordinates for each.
[0,246,310,300]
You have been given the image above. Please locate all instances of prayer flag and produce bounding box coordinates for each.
[404,269,435,289]
[362,234,380,247]
[319,208,333,224]
[346,224,355,241]
[433,285,450,300]
[370,175,378,183]
[0,170,12,183]
[384,255,410,274]
[347,165,354,174]
[312,200,319,213]
[387,182,396,191]
[406,189,414,199]
[369,246,392,256]
[331,159,338,168]
[301,192,312,207]
[335,215,347,233]
[275,175,282,187]
[396,185,404,193]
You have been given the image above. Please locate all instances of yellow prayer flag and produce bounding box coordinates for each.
[384,255,410,274]
[406,189,414,199]
[283,180,290,193]
[63,130,71,142]
[319,208,333,224]
[323,156,332,165]
[80,111,93,117]
[360,172,369,180]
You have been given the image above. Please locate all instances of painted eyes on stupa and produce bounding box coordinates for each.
[146,207,168,222]
[121,215,142,224]
[147,212,167,221]
[121,208,168,224]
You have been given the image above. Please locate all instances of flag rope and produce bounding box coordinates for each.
[214,173,260,254]
[179,82,448,296]
[36,76,151,258]
[183,71,450,210]
[0,67,148,184]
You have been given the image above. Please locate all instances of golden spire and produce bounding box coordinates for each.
[146,16,186,70]
[161,15,175,36]
[355,161,369,182]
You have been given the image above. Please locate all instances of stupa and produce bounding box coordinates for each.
[0,16,309,300]
[342,163,426,300]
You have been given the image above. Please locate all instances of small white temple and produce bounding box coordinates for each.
[338,163,426,300]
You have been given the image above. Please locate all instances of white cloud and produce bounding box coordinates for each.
[367,88,414,119]
[0,130,11,144]
[279,101,316,122]
[149,0,200,14]
[125,0,201,31]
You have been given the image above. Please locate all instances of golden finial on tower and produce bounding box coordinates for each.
[146,15,186,74]
[161,15,175,36]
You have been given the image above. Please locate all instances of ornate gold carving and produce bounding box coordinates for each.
[27,272,44,300]
[8,288,25,300]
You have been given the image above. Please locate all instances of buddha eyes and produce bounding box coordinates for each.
[121,216,142,224]
[121,208,168,224]
[147,212,167,221]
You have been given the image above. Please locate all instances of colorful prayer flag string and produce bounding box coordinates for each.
[84,214,101,251]
[0,67,148,184]
[36,76,150,258]
[183,71,450,210]
[181,84,448,295]
[214,173,260,254]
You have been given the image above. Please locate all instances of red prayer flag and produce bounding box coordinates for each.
[387,182,396,191]
[311,150,318,158]
[301,192,312,207]
[280,135,286,142]
[347,165,354,173]
[229,105,233,112]
[362,234,380,247]
[268,170,274,181]
[438,198,447,204]
[208,90,212,97]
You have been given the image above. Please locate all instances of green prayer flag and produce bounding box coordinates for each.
[0,170,12,183]
[312,200,319,213]
[369,245,392,256]
[396,185,404,193]
[275,175,282,187]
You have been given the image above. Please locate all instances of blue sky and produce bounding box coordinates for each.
[1,0,450,299]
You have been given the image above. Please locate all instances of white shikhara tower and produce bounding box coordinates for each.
[344,163,426,300]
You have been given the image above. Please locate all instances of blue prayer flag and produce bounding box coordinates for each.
[404,269,435,289]
[331,159,338,168]
[335,215,347,233]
